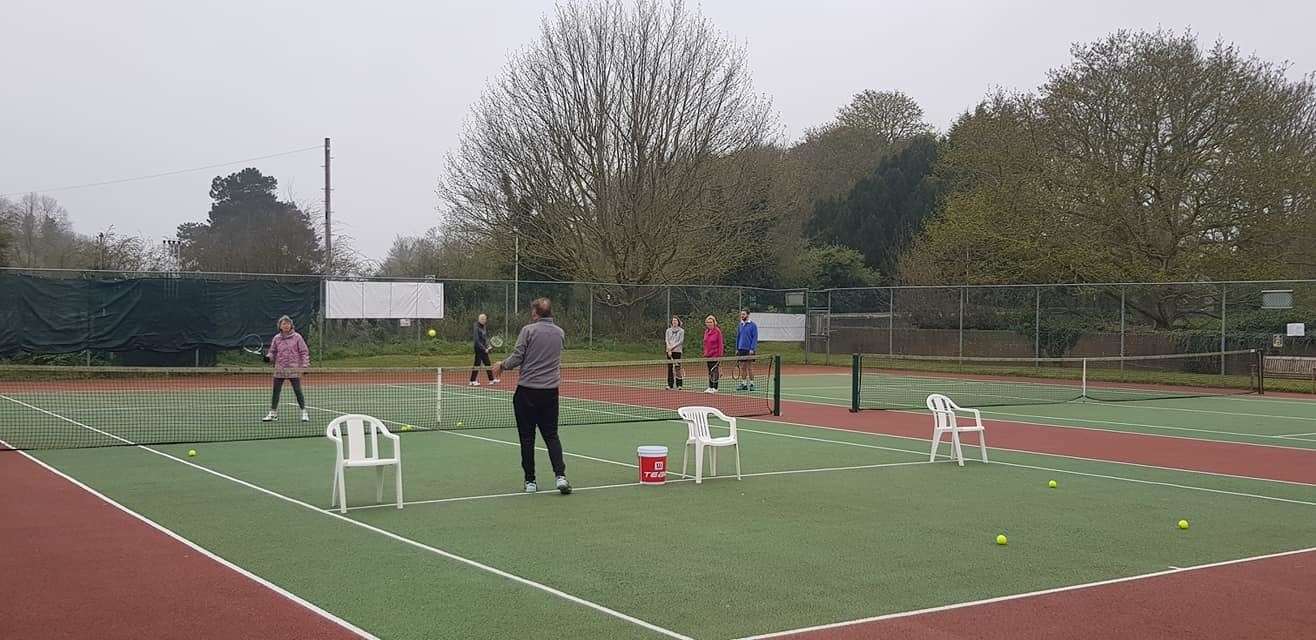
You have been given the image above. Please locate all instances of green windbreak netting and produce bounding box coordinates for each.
[0,274,319,357]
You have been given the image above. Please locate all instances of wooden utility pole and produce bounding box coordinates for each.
[323,137,332,274]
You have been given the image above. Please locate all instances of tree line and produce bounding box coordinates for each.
[0,167,365,275]
[382,1,1314,313]
[6,0,1312,312]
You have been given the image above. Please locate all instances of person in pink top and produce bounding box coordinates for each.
[262,315,310,422]
[701,314,724,394]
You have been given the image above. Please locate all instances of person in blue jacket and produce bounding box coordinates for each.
[735,309,758,391]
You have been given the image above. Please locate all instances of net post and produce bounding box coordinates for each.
[1081,358,1088,399]
[772,354,781,416]
[850,353,861,412]
[436,367,443,425]
[1256,349,1265,395]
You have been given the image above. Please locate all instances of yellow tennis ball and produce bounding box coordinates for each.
[427,328,437,338]
[187,449,197,457]
[456,421,463,427]
[996,534,1007,545]
[401,424,412,432]
[1048,480,1057,488]
[1178,519,1189,530]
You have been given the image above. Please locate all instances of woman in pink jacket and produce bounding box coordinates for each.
[702,314,723,394]
[263,315,310,422]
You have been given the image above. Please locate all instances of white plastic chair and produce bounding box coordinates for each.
[677,406,741,484]
[327,414,403,513]
[926,394,988,467]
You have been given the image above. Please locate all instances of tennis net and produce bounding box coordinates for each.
[851,349,1262,411]
[0,355,779,450]
[439,354,778,431]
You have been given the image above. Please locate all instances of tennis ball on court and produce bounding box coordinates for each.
[1178,519,1190,530]
[401,424,413,432]
[995,534,1008,545]
[456,421,464,427]
[187,449,197,457]
[1048,480,1057,489]
[427,328,437,338]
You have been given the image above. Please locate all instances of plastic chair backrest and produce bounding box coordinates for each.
[678,406,733,441]
[925,394,958,430]
[327,414,385,461]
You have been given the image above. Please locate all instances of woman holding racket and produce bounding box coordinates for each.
[262,315,310,422]
[702,314,723,394]
[664,316,684,390]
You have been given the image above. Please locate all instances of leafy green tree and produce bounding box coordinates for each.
[177,168,323,274]
[808,135,942,279]
[835,90,930,143]
[794,244,881,289]
[903,30,1316,327]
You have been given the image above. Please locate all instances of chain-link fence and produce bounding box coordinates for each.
[815,281,1316,371]
[6,268,1312,373]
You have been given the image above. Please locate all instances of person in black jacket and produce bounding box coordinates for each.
[469,313,499,385]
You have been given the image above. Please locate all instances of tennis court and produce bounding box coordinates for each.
[3,358,1315,639]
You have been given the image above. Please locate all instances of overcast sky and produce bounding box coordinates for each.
[3,0,1313,264]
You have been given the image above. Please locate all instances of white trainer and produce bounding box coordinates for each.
[469,381,480,387]
[262,410,278,422]
[524,481,538,493]
[300,410,310,422]
[704,387,717,394]
[491,378,501,384]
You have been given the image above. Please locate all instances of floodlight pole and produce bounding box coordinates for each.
[513,233,519,314]
[323,137,332,275]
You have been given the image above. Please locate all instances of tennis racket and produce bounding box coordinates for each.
[489,335,505,349]
[241,333,267,361]
[731,358,744,381]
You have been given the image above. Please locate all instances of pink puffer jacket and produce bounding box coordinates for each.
[267,331,309,374]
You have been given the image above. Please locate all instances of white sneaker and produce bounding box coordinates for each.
[555,476,572,495]
[524,481,538,493]
[704,387,717,394]
[300,410,310,422]
[469,381,480,387]
[491,378,501,384]
[262,410,278,422]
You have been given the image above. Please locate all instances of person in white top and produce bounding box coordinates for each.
[664,316,684,390]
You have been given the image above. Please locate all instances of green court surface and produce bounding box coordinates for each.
[782,371,1316,450]
[16,371,1316,639]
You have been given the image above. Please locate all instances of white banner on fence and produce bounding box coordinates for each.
[752,312,805,341]
[325,281,444,319]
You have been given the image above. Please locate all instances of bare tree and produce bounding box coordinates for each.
[441,0,779,307]
[835,90,930,143]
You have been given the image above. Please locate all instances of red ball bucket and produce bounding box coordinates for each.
[637,445,668,485]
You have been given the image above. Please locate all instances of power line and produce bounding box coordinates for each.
[0,145,323,198]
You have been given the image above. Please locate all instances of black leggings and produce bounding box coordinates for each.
[271,377,305,410]
[470,349,495,382]
[666,351,683,388]
[706,360,720,389]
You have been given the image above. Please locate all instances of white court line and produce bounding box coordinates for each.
[774,391,1316,453]
[751,415,1316,489]
[1280,432,1316,438]
[0,435,378,640]
[439,381,1316,492]
[416,387,1316,502]
[0,395,693,640]
[734,546,1316,640]
[342,460,943,512]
